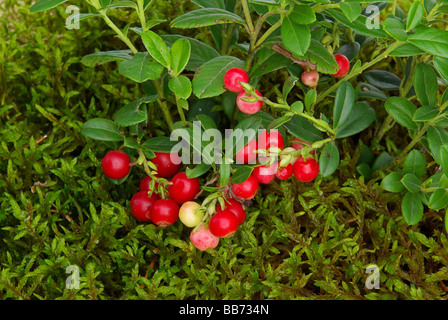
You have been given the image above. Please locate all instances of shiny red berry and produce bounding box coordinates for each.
[151,152,182,178]
[236,89,263,115]
[168,171,200,205]
[293,157,319,182]
[257,129,284,151]
[190,224,219,251]
[252,162,279,184]
[216,198,246,225]
[150,199,179,227]
[332,54,350,78]
[231,175,259,200]
[130,191,159,222]
[224,68,249,92]
[209,210,239,238]
[276,163,294,180]
[101,150,130,180]
[139,175,159,192]
[235,138,257,164]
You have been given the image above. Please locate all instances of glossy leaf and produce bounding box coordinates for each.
[384,97,417,130]
[403,150,426,178]
[281,18,310,57]
[383,16,407,41]
[381,172,405,192]
[414,63,438,106]
[428,188,448,210]
[319,143,340,177]
[433,56,448,81]
[408,25,448,58]
[141,30,171,68]
[168,76,192,99]
[406,1,424,31]
[30,0,68,12]
[333,81,356,128]
[118,52,164,83]
[170,8,246,29]
[335,102,376,138]
[401,192,424,225]
[170,38,191,76]
[81,118,124,141]
[81,50,132,67]
[440,144,448,176]
[363,70,401,90]
[231,166,254,184]
[427,126,448,164]
[401,173,422,193]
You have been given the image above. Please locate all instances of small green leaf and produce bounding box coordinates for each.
[381,172,405,192]
[319,143,340,177]
[281,18,310,57]
[440,144,448,175]
[118,52,164,83]
[406,1,424,31]
[403,150,426,178]
[433,56,448,82]
[428,188,448,210]
[30,0,68,12]
[383,16,408,41]
[363,70,402,90]
[335,102,376,138]
[141,30,171,68]
[427,126,448,164]
[81,118,124,141]
[170,38,191,76]
[170,8,246,29]
[340,2,362,22]
[231,166,254,184]
[401,192,424,225]
[186,163,212,178]
[414,63,438,106]
[220,162,232,187]
[168,76,192,99]
[408,25,448,59]
[288,4,316,24]
[142,137,179,153]
[413,105,439,122]
[384,97,417,129]
[333,81,356,128]
[401,173,422,193]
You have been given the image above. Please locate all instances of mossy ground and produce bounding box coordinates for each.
[1,0,447,300]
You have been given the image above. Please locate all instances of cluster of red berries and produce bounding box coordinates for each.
[100,150,249,251]
[301,54,350,89]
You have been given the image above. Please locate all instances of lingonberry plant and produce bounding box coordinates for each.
[31,0,448,250]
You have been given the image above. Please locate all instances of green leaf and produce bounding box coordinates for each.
[289,4,316,24]
[408,25,448,58]
[231,166,254,184]
[401,173,422,193]
[170,8,246,29]
[186,163,212,178]
[406,1,424,31]
[284,115,323,143]
[118,52,164,83]
[81,50,133,67]
[383,16,408,41]
[168,76,192,99]
[440,144,448,176]
[414,63,438,106]
[30,0,68,12]
[427,126,448,164]
[333,81,356,128]
[384,97,417,129]
[433,56,448,81]
[403,150,426,178]
[297,40,339,74]
[335,102,376,138]
[305,89,317,111]
[340,2,362,22]
[113,96,157,127]
[428,188,448,210]
[250,47,293,78]
[141,30,171,68]
[170,38,191,76]
[413,105,439,122]
[81,118,124,141]
[319,143,340,177]
[220,162,232,186]
[142,137,179,153]
[381,172,405,192]
[371,151,394,172]
[281,18,310,57]
[192,56,245,98]
[325,9,388,38]
[389,43,426,57]
[162,34,220,71]
[192,0,225,8]
[363,70,401,90]
[99,0,137,10]
[401,192,424,225]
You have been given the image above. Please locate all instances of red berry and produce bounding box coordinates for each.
[332,54,350,78]
[216,198,246,225]
[139,175,159,192]
[236,89,263,115]
[168,171,200,205]
[151,152,182,178]
[276,163,293,180]
[150,199,179,227]
[101,150,130,180]
[130,191,159,222]
[209,210,239,238]
[301,70,319,88]
[293,157,319,182]
[224,68,249,92]
[257,129,284,151]
[190,224,219,251]
[235,138,257,164]
[292,137,315,154]
[252,162,278,184]
[231,175,259,200]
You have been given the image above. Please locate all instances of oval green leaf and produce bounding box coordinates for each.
[401,192,424,225]
[319,143,340,177]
